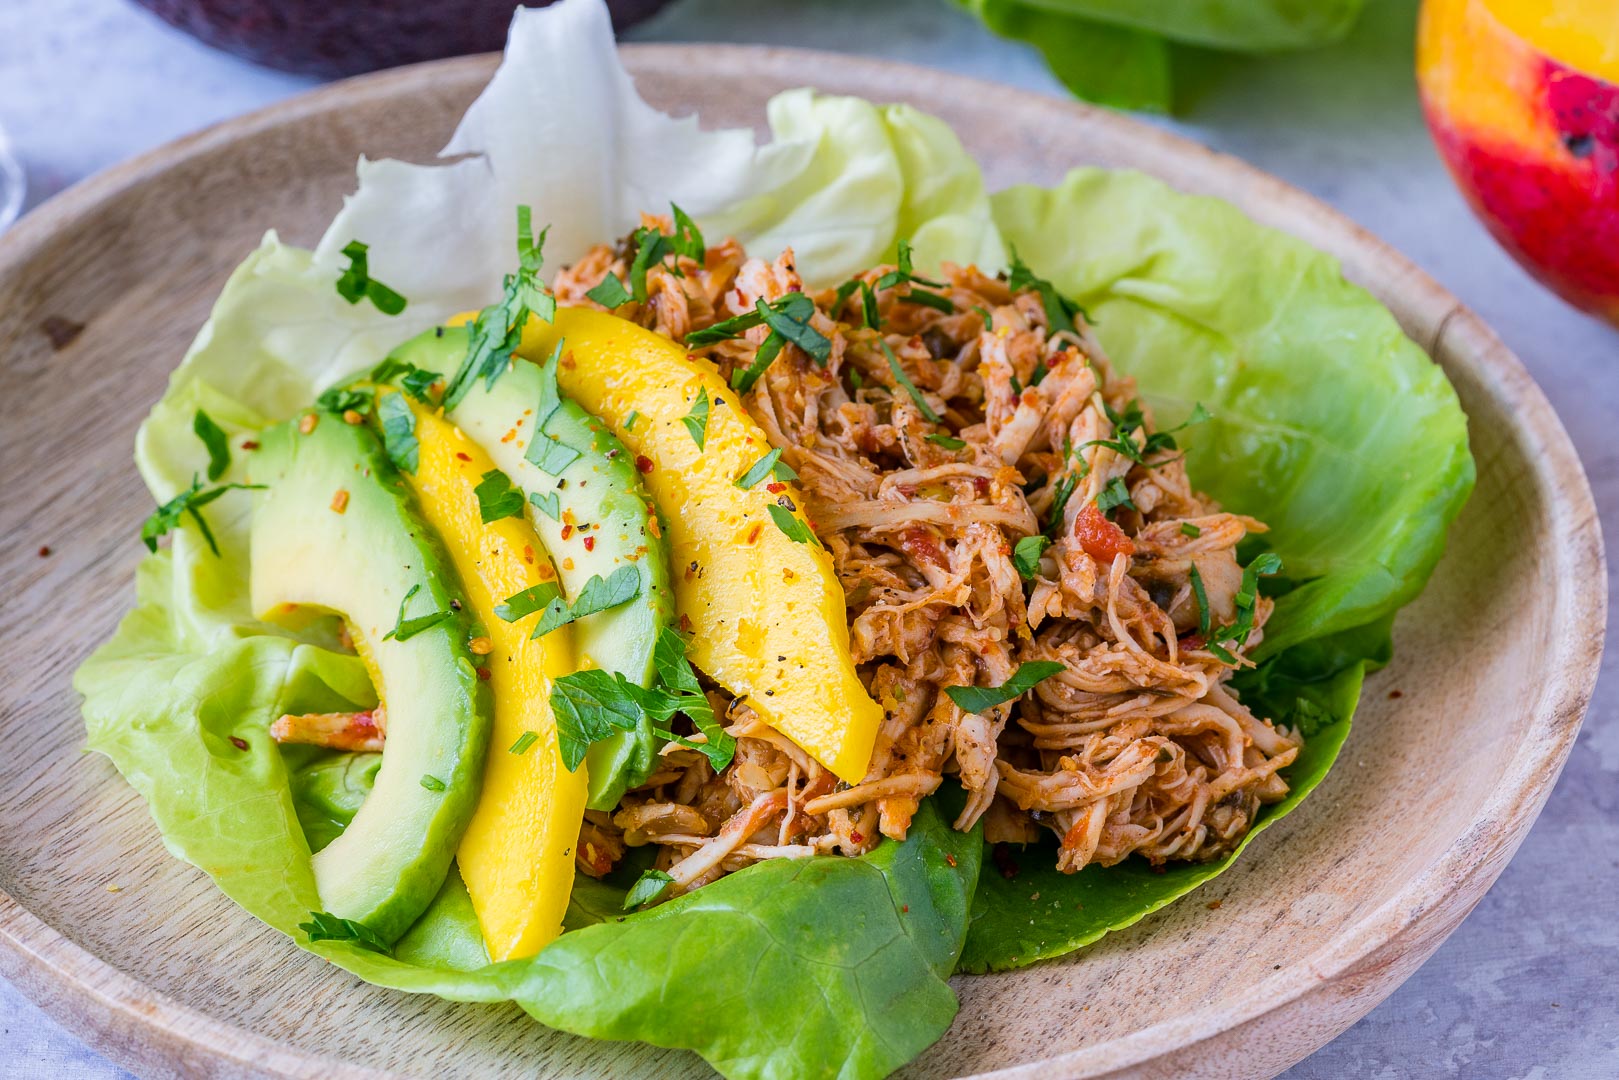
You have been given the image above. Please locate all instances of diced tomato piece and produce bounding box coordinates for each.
[1074,503,1136,562]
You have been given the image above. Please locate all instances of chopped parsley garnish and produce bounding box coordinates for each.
[473,469,525,523]
[139,476,262,557]
[192,409,230,481]
[973,304,995,331]
[493,581,563,623]
[1203,552,1283,664]
[314,386,372,415]
[624,410,640,431]
[298,911,390,954]
[443,205,555,408]
[944,660,1066,714]
[335,240,407,316]
[925,433,966,451]
[771,457,799,482]
[877,338,942,423]
[669,203,705,261]
[586,273,633,309]
[729,332,784,394]
[376,392,420,473]
[1096,477,1136,516]
[626,226,679,303]
[1180,522,1202,538]
[529,489,561,520]
[382,583,453,642]
[1013,535,1050,579]
[735,448,784,490]
[551,626,735,772]
[419,774,446,793]
[902,287,955,313]
[508,731,540,755]
[767,503,818,546]
[527,436,582,477]
[860,280,880,330]
[1007,246,1087,334]
[623,868,674,910]
[682,388,710,450]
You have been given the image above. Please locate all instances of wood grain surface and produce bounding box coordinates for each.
[0,45,1603,1080]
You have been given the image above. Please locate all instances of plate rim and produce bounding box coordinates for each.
[0,42,1604,1080]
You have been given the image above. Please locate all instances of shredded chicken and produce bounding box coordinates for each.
[549,217,1301,900]
[271,708,386,753]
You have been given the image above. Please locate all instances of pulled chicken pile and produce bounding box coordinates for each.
[553,216,1302,899]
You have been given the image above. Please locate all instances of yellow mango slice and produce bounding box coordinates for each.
[402,396,585,960]
[514,308,880,784]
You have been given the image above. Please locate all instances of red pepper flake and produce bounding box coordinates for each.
[229,736,248,751]
[850,831,864,845]
[972,476,990,496]
[635,454,655,474]
[1073,502,1136,562]
[476,667,492,682]
[766,482,787,494]
[745,523,763,544]
[1206,900,1223,910]
[901,904,909,913]
[240,440,259,451]
[455,452,472,462]
[583,536,596,552]
[944,853,958,868]
[523,545,535,564]
[560,524,574,540]
[1388,689,1403,700]
[679,613,693,633]
[37,546,50,558]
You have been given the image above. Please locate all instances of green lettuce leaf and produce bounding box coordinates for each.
[75,573,981,1078]
[993,168,1474,659]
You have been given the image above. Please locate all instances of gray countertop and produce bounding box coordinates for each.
[2,0,1615,1076]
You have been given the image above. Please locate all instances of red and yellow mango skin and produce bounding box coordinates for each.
[1418,0,1619,324]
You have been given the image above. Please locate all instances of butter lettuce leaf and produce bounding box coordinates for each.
[75,567,980,1078]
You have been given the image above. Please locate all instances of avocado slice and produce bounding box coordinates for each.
[384,328,675,810]
[249,414,490,942]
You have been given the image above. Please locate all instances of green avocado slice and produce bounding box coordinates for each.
[248,415,491,942]
[383,327,676,811]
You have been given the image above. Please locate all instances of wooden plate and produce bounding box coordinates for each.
[0,45,1603,1080]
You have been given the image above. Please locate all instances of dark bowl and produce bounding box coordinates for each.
[129,0,673,78]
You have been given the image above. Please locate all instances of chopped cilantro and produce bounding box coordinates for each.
[1188,562,1212,638]
[473,469,525,523]
[299,911,390,954]
[624,410,640,431]
[1007,246,1087,334]
[1096,477,1136,516]
[529,489,561,520]
[508,731,540,755]
[623,869,674,910]
[874,239,946,291]
[443,205,555,408]
[1013,535,1050,579]
[192,409,230,481]
[1204,553,1283,664]
[139,476,262,557]
[494,581,563,623]
[586,273,633,309]
[335,240,407,316]
[682,388,710,450]
[531,565,642,639]
[925,433,966,451]
[860,280,880,330]
[1180,522,1202,538]
[735,448,783,490]
[877,338,942,423]
[376,392,419,474]
[382,583,453,642]
[767,503,818,546]
[315,386,372,415]
[944,660,1066,714]
[669,203,705,261]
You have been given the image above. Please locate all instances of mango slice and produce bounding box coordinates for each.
[403,397,585,960]
[517,308,880,784]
